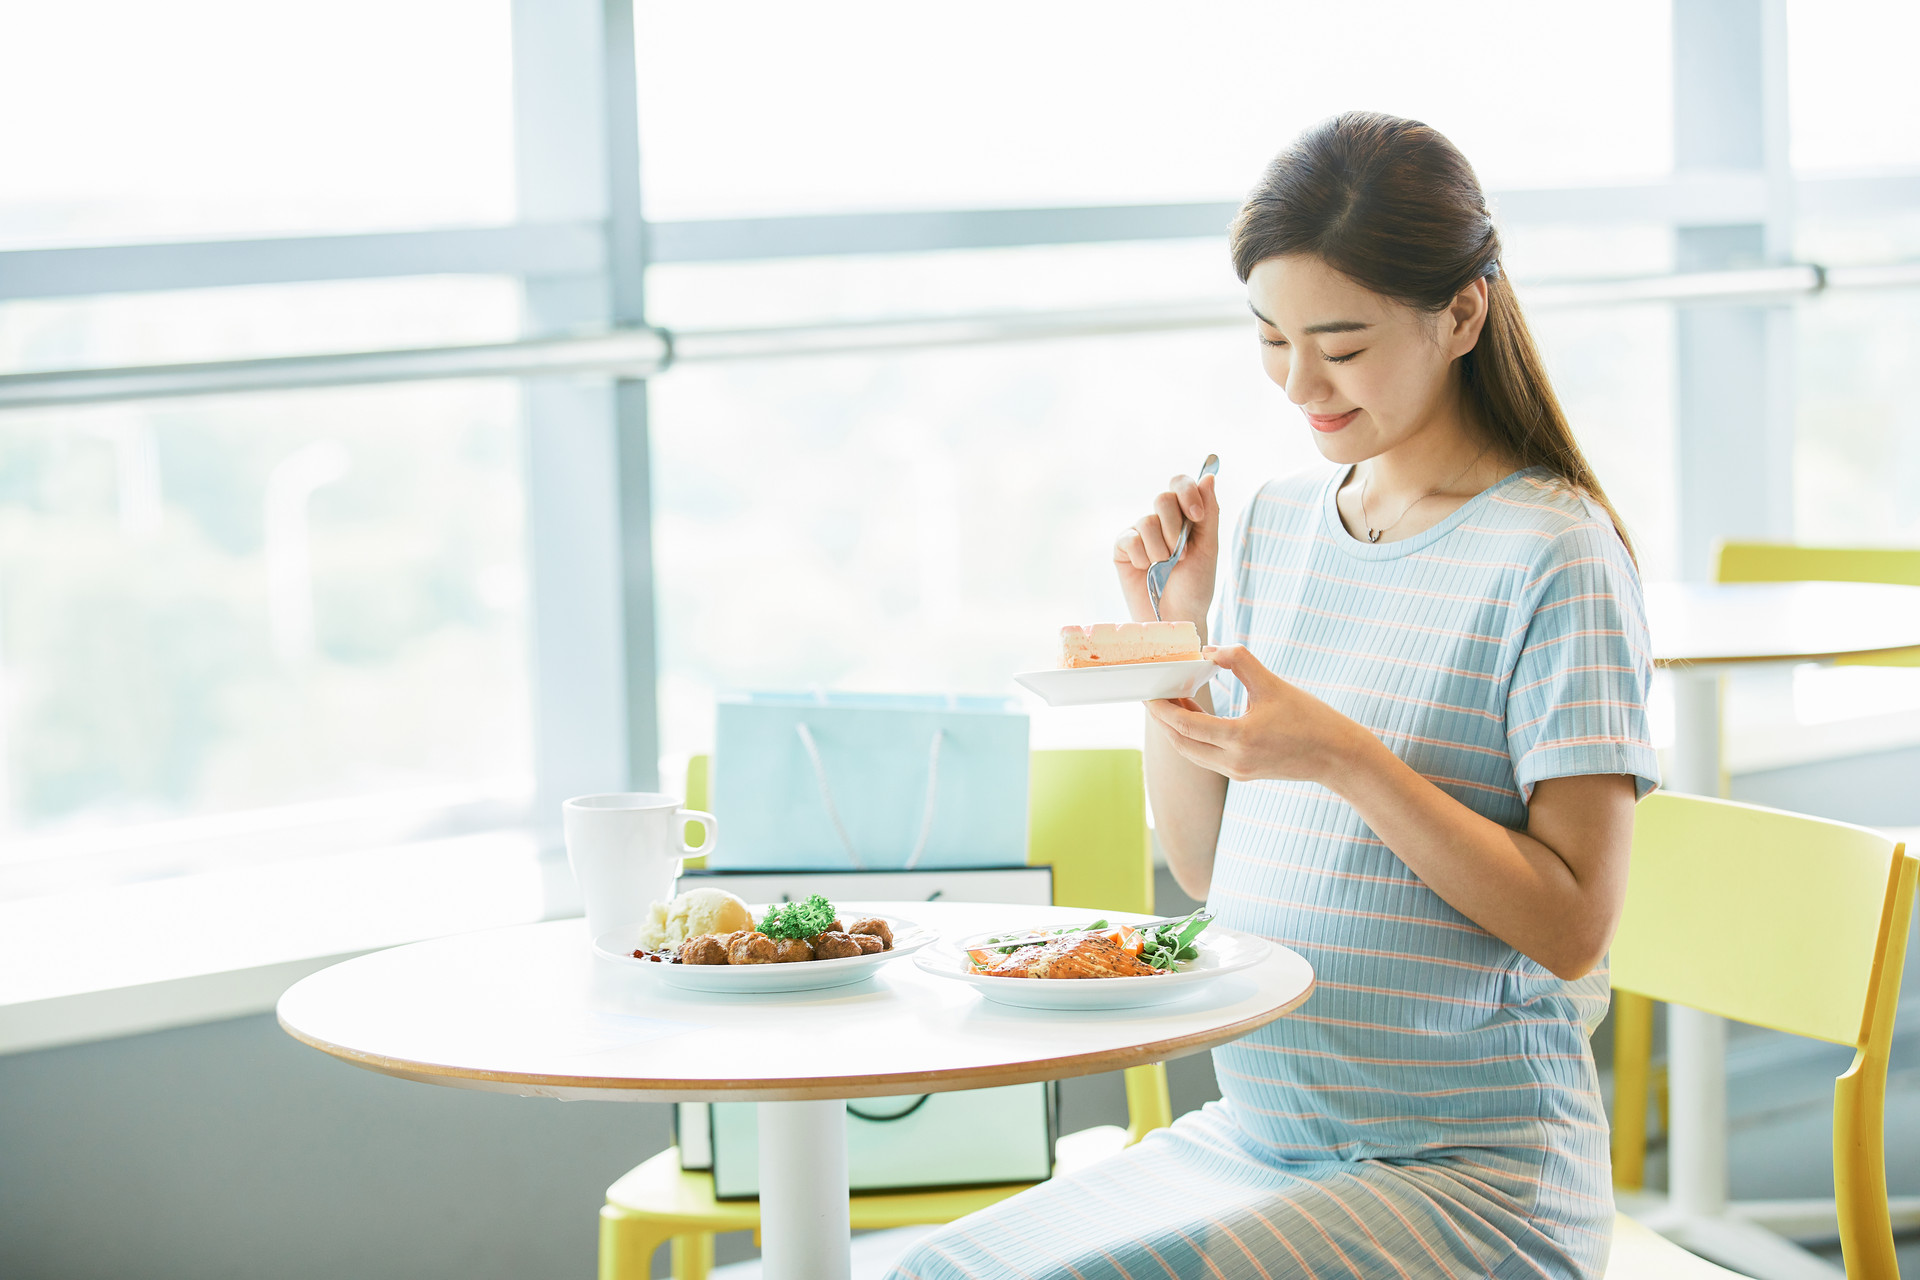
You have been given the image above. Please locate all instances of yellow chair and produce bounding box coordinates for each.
[1717,541,1920,665]
[600,748,1174,1280]
[1606,792,1916,1279]
[1614,541,1920,1194]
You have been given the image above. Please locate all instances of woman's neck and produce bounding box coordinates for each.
[1334,394,1517,544]
[1361,391,1510,508]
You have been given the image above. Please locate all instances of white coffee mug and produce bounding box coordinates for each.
[563,792,718,939]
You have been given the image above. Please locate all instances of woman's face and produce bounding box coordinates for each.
[1246,254,1486,464]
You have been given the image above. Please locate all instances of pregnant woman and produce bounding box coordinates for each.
[893,112,1658,1279]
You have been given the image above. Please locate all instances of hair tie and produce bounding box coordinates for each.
[1483,261,1501,281]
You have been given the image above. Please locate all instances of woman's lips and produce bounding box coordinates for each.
[1306,408,1360,433]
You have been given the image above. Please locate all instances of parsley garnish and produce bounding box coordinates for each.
[758,893,837,939]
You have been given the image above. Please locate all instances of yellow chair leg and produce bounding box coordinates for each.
[599,1205,679,1280]
[1123,1063,1172,1144]
[671,1232,716,1280]
[1611,989,1654,1190]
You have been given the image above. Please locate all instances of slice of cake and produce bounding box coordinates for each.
[1059,621,1203,668]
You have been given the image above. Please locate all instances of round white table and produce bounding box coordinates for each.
[1645,580,1920,1280]
[278,900,1315,1280]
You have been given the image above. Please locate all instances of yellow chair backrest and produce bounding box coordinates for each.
[1715,541,1920,666]
[684,747,1152,914]
[1027,748,1153,916]
[1611,791,1916,1280]
[1612,792,1908,1045]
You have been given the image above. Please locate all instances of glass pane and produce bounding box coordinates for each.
[0,276,521,374]
[1794,289,1920,544]
[0,382,533,883]
[636,0,1672,221]
[1787,232,1920,725]
[650,299,1674,772]
[1789,0,1920,172]
[646,226,1676,336]
[646,240,1240,332]
[0,0,514,250]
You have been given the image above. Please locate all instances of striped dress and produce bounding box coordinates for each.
[891,465,1660,1280]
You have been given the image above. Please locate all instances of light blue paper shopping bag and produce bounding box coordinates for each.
[710,692,1029,871]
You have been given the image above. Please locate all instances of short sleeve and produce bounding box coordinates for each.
[1505,520,1661,802]
[1206,498,1256,718]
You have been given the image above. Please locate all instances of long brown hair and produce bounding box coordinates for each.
[1228,111,1635,562]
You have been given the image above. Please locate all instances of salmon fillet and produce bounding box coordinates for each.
[983,934,1161,979]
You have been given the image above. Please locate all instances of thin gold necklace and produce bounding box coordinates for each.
[1358,443,1492,544]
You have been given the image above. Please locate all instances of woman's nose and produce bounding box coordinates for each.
[1285,355,1329,406]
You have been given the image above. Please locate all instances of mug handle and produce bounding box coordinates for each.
[680,809,718,858]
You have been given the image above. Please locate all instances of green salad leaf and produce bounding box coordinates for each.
[758,893,838,939]
[1139,910,1212,972]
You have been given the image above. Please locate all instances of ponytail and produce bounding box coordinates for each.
[1465,275,1637,563]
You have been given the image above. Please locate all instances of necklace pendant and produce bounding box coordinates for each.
[1367,528,1381,543]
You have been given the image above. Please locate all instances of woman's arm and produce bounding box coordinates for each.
[1144,684,1229,900]
[1113,469,1230,900]
[1148,645,1637,980]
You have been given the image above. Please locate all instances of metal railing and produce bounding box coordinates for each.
[2,260,1916,411]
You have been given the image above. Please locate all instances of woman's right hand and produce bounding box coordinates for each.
[1113,470,1220,636]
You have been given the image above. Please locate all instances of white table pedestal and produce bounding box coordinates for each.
[759,1099,853,1280]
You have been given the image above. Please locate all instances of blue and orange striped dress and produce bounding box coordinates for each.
[892,465,1660,1280]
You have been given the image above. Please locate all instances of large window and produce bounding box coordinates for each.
[4,0,1919,900]
[634,0,1671,219]
[0,381,532,876]
[0,0,515,249]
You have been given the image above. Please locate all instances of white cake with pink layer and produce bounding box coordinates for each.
[1058,621,1203,669]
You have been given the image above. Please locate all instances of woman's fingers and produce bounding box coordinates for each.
[1147,698,1232,747]
[1151,490,1188,554]
[1168,473,1208,524]
[1150,711,1233,774]
[1113,526,1154,572]
[1206,643,1277,694]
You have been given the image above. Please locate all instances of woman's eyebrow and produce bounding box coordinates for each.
[1245,303,1370,336]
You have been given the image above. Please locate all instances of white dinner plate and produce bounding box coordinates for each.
[1013,659,1215,707]
[592,912,934,994]
[913,927,1271,1010]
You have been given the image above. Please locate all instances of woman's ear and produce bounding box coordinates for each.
[1448,276,1490,358]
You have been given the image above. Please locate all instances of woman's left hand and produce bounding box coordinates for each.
[1146,645,1369,785]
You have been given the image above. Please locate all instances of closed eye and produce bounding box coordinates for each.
[1324,350,1362,363]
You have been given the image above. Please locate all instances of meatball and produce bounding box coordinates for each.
[771,937,814,964]
[851,933,885,955]
[680,934,729,966]
[845,917,893,950]
[727,932,777,965]
[811,931,864,961]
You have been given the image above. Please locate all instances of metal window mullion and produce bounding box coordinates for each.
[603,0,659,794]
[513,0,633,855]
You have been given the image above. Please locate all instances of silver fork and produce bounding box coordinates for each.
[1146,453,1220,620]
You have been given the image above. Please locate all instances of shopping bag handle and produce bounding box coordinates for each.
[793,722,945,871]
[847,1095,931,1123]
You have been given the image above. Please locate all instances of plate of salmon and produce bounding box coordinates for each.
[913,911,1271,1010]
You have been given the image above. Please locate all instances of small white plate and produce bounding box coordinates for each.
[913,928,1271,1010]
[593,913,934,994]
[1013,659,1215,707]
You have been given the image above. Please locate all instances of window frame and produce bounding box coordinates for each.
[0,0,1916,872]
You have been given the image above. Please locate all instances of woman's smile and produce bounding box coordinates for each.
[1305,408,1360,433]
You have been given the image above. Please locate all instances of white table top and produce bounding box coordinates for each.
[1647,581,1920,667]
[276,902,1316,1103]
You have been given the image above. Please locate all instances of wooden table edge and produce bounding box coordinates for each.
[276,978,1315,1103]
